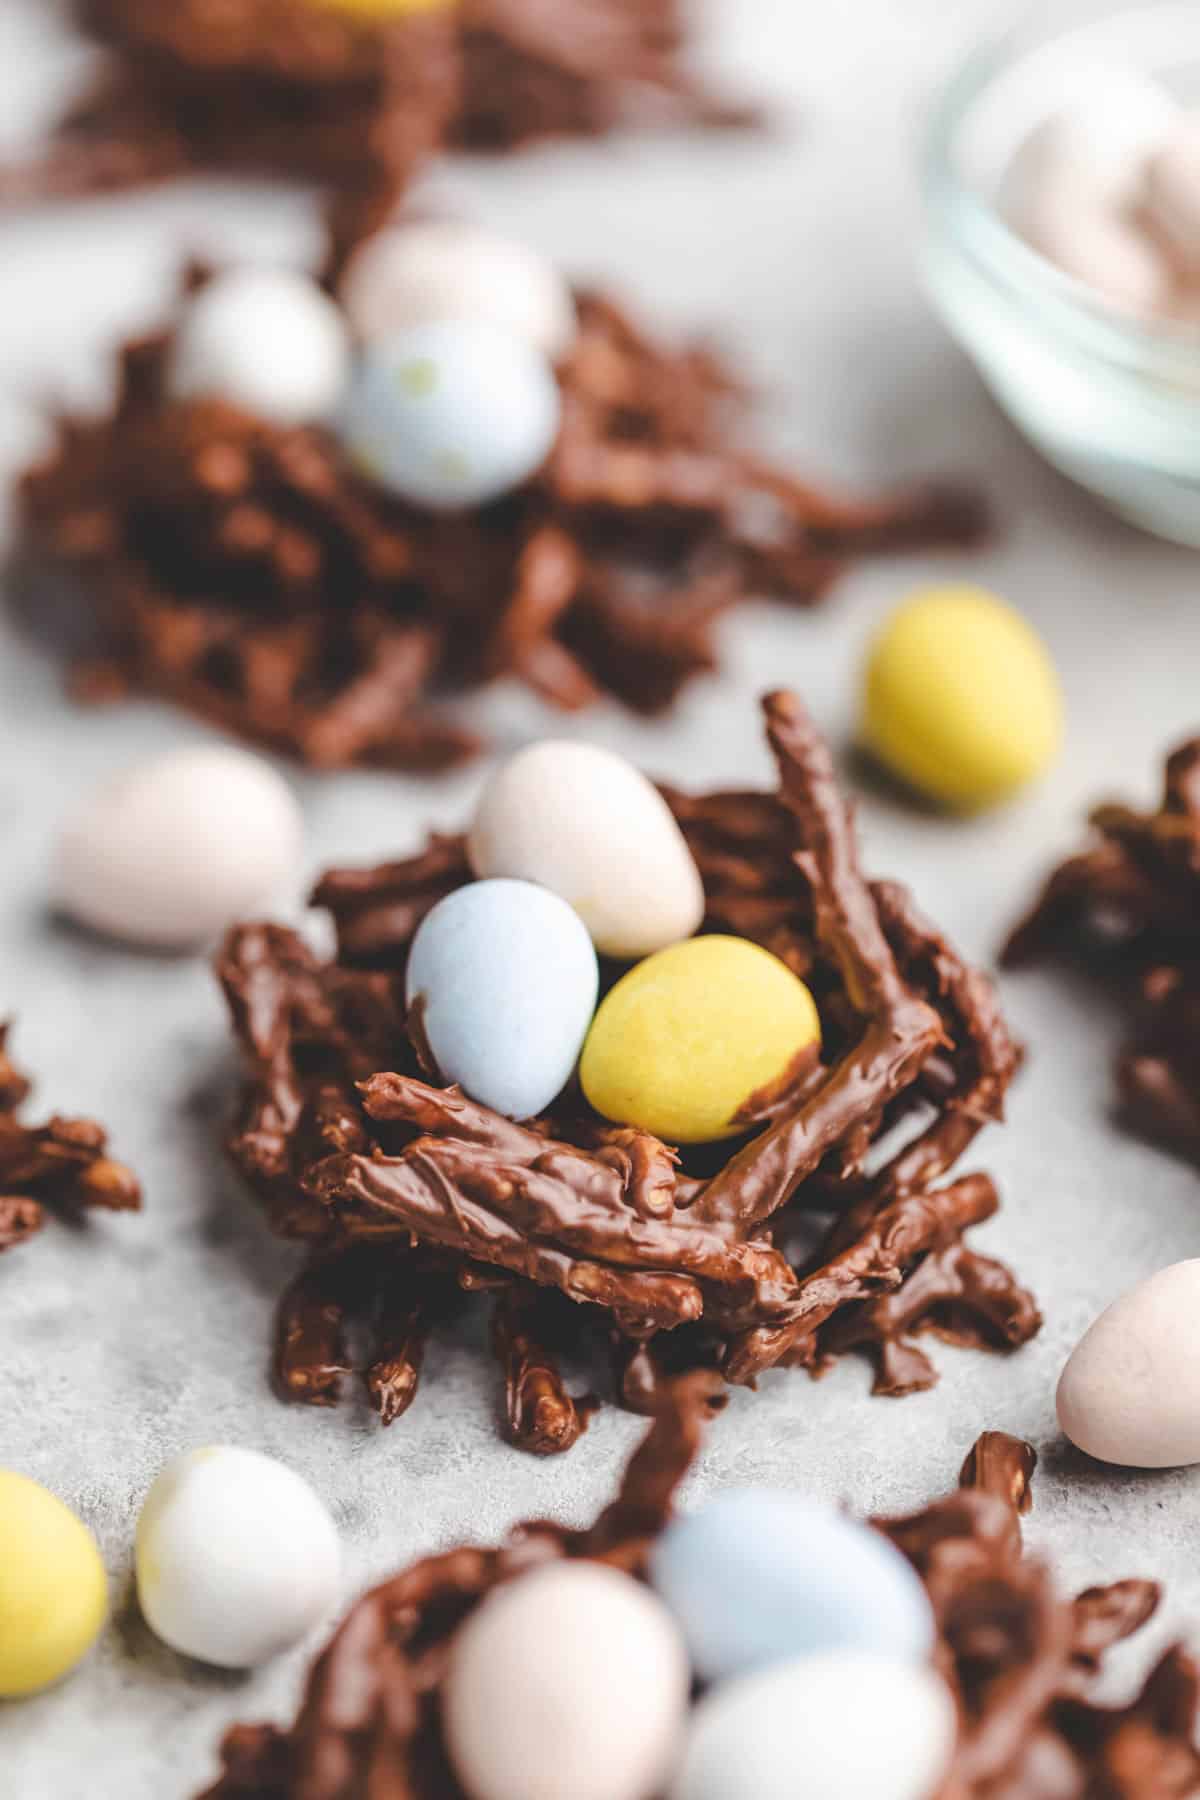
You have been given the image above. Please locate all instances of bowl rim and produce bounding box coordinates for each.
[922,2,1200,379]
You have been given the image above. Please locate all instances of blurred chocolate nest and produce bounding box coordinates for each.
[0,1025,141,1256]
[201,1378,1200,1799]
[4,0,752,219]
[1006,736,1200,1168]
[215,691,1039,1454]
[18,264,985,774]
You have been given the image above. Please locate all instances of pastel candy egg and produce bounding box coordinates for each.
[54,745,303,949]
[340,319,561,511]
[468,740,705,959]
[580,936,820,1145]
[669,1652,957,1800]
[1057,1259,1200,1467]
[1145,119,1200,274]
[339,220,577,360]
[444,1562,689,1800]
[0,1472,108,1697]
[861,585,1063,810]
[1004,70,1178,216]
[136,1447,341,1668]
[406,878,599,1119]
[650,1490,933,1684]
[167,268,350,426]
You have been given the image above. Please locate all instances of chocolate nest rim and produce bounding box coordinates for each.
[0,1024,141,1255]
[215,691,1039,1454]
[17,268,986,774]
[199,1375,1200,1800]
[1004,736,1200,1168]
[1,0,756,219]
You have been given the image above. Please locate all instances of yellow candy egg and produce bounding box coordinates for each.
[302,0,455,18]
[580,936,821,1146]
[0,1472,108,1697]
[861,585,1063,810]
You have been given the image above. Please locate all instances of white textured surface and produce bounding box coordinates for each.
[3,2,1200,1795]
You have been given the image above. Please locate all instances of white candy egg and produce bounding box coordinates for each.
[55,744,303,949]
[468,741,705,960]
[168,267,350,426]
[135,1447,341,1669]
[406,878,599,1118]
[339,220,577,361]
[1057,1259,1200,1467]
[670,1652,957,1800]
[339,318,561,511]
[1004,68,1177,218]
[444,1562,689,1800]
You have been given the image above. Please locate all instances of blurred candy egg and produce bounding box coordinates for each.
[167,267,350,425]
[669,1652,957,1800]
[406,878,599,1118]
[340,220,577,360]
[1057,1259,1200,1467]
[468,740,705,959]
[650,1489,933,1685]
[55,745,303,949]
[1145,119,1200,274]
[580,936,820,1144]
[444,1562,689,1800]
[861,585,1062,810]
[0,1472,108,1697]
[340,319,561,510]
[136,1447,341,1668]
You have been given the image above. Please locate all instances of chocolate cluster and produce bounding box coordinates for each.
[198,1375,1200,1799]
[215,692,1038,1452]
[18,276,983,773]
[1005,737,1200,1165]
[4,0,748,220]
[0,1026,140,1255]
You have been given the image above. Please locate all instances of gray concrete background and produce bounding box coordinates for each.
[2,2,1200,1794]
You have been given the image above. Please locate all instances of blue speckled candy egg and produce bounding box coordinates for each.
[339,318,561,510]
[649,1490,934,1685]
[406,879,599,1119]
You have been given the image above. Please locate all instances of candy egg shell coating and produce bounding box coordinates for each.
[444,1561,689,1800]
[0,1472,108,1697]
[861,585,1063,810]
[669,1652,957,1800]
[167,268,350,427]
[649,1489,934,1685]
[579,935,820,1145]
[135,1447,341,1669]
[1057,1259,1200,1468]
[1003,68,1178,218]
[340,318,562,511]
[468,739,705,959]
[406,878,599,1119]
[54,745,303,949]
[339,220,577,360]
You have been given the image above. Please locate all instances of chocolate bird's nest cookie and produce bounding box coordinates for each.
[0,1026,141,1256]
[18,274,984,774]
[3,0,750,219]
[1005,737,1200,1167]
[215,692,1038,1452]
[199,1376,1200,1799]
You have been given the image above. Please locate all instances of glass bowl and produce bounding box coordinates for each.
[923,1,1200,545]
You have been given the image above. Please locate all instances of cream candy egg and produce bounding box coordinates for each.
[444,1562,689,1800]
[1057,1259,1200,1467]
[669,1652,957,1800]
[406,878,599,1119]
[1145,119,1200,274]
[0,1472,108,1697]
[55,744,303,949]
[339,220,577,361]
[136,1447,341,1668]
[168,267,350,426]
[340,318,561,511]
[468,740,705,959]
